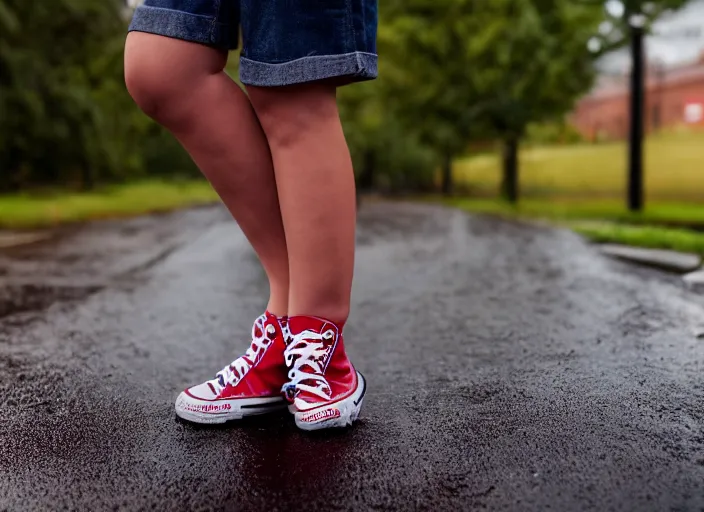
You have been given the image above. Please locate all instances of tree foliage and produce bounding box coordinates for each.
[0,0,692,197]
[342,0,606,196]
[587,0,692,54]
[482,0,603,201]
[0,0,194,191]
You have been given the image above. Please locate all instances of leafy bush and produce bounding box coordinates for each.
[0,0,196,192]
[340,82,437,193]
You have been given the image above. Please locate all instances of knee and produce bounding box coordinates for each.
[124,70,169,123]
[247,84,339,148]
[124,33,224,124]
[124,49,174,122]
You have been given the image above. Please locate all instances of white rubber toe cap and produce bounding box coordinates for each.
[293,371,366,431]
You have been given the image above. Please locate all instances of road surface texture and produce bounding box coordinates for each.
[0,202,703,511]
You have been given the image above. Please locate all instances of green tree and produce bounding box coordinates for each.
[0,0,195,192]
[482,0,603,202]
[379,0,507,195]
[340,80,439,194]
[1,0,127,189]
[339,4,440,194]
[376,0,603,200]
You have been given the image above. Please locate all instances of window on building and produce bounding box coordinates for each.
[684,103,704,124]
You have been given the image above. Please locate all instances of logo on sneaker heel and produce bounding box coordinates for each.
[184,403,232,413]
[301,408,341,423]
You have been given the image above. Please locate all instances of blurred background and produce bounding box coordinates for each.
[2,0,704,252]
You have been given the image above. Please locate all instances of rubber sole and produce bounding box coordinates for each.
[174,393,287,424]
[292,371,367,431]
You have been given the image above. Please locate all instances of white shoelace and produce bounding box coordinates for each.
[212,315,276,394]
[283,329,336,400]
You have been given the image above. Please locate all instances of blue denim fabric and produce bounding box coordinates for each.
[128,0,378,87]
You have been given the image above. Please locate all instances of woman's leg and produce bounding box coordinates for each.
[246,83,355,325]
[124,33,289,315]
[236,0,377,430]
[245,83,363,431]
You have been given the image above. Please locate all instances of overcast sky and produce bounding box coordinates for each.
[599,0,704,72]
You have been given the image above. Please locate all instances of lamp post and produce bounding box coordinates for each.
[627,12,646,212]
[590,1,698,212]
[592,1,646,212]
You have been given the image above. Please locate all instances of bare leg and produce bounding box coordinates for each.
[247,83,355,325]
[124,33,289,315]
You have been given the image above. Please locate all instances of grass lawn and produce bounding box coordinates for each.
[454,129,704,201]
[444,197,704,228]
[448,129,704,254]
[446,197,704,254]
[569,222,704,255]
[0,180,219,229]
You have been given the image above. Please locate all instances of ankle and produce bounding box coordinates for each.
[266,286,289,319]
[287,293,349,326]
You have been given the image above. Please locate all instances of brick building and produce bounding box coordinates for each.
[571,54,704,141]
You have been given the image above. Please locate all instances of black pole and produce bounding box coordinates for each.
[628,24,645,212]
[501,136,519,203]
[441,151,453,196]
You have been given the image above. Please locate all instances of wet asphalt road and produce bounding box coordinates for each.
[0,202,703,511]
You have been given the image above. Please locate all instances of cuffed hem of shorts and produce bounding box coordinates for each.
[240,52,378,87]
[128,5,238,50]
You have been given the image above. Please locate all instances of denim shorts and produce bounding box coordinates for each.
[128,0,378,87]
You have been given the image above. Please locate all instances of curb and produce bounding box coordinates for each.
[683,269,704,292]
[599,244,702,274]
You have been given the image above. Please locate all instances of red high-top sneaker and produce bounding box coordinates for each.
[282,316,366,431]
[175,312,288,424]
